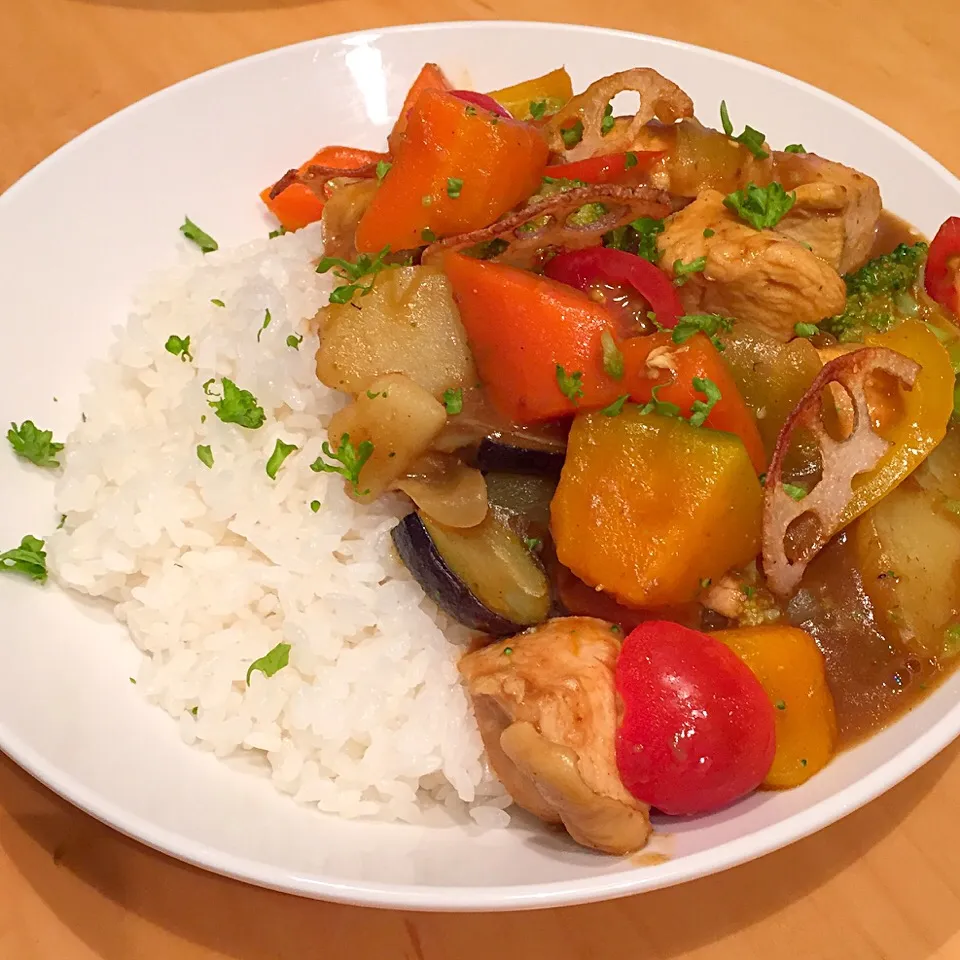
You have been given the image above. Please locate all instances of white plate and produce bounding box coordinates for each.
[1,20,959,912]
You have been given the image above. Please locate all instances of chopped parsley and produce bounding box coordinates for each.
[245,641,291,685]
[179,217,218,253]
[257,309,272,342]
[782,483,808,501]
[703,228,715,239]
[286,333,303,350]
[164,334,193,362]
[555,365,584,403]
[567,202,608,227]
[601,103,615,136]
[689,377,721,427]
[719,101,769,159]
[503,646,513,656]
[561,119,584,149]
[7,421,64,468]
[310,433,374,494]
[784,143,807,154]
[268,226,288,239]
[421,227,437,243]
[742,584,756,599]
[624,152,639,169]
[639,383,682,419]
[210,298,225,307]
[266,438,298,479]
[447,177,464,199]
[944,624,960,656]
[724,182,796,230]
[0,534,47,582]
[775,699,787,710]
[317,245,395,304]
[204,378,265,429]
[673,256,707,286]
[365,389,386,400]
[310,500,321,513]
[604,217,664,263]
[442,388,464,415]
[794,322,819,338]
[529,99,549,120]
[524,537,542,552]
[699,578,712,589]
[464,105,478,117]
[672,314,733,351]
[196,444,214,469]
[601,394,629,417]
[601,331,624,379]
[375,160,392,182]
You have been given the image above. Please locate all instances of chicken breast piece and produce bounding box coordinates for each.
[773,151,881,273]
[459,617,651,855]
[658,189,847,341]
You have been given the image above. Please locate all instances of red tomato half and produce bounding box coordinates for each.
[615,621,776,816]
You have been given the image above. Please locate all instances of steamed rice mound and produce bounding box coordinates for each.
[46,224,509,826]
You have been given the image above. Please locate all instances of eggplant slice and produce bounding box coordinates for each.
[476,436,566,478]
[392,510,551,636]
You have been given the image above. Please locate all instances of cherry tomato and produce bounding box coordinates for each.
[924,216,960,317]
[615,621,776,815]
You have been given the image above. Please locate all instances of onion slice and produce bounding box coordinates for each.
[421,184,671,270]
[762,347,920,596]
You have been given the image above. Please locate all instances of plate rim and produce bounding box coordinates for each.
[1,18,958,911]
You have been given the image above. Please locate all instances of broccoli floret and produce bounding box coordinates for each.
[821,242,928,342]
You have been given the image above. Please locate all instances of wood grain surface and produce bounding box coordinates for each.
[3,2,960,957]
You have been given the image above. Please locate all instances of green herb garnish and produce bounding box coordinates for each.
[624,152,639,169]
[601,394,629,417]
[703,228,715,239]
[421,227,437,243]
[286,333,303,350]
[164,335,193,362]
[447,177,464,199]
[561,119,584,149]
[944,624,960,656]
[257,309,272,342]
[196,444,214,469]
[7,421,64,468]
[775,699,787,710]
[601,103,615,136]
[794,322,819,338]
[205,378,265,429]
[0,534,47,582]
[719,101,769,159]
[529,99,548,120]
[556,365,584,403]
[639,383,682,419]
[524,537,542,552]
[673,256,707,286]
[784,143,806,154]
[783,483,808,501]
[601,330,624,380]
[310,500,321,513]
[268,225,288,239]
[724,182,796,230]
[266,438,297,479]
[689,377,721,427]
[376,160,392,182]
[310,433,374,494]
[604,217,663,263]
[246,641,291,685]
[210,298,225,307]
[442,388,464,415]
[672,314,733,351]
[317,245,394,304]
[180,217,218,253]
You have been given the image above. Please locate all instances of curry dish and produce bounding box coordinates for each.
[259,63,960,853]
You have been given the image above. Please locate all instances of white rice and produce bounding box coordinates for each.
[47,224,509,825]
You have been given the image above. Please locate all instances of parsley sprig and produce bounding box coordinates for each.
[556,365,584,403]
[0,534,47,582]
[724,182,796,230]
[203,378,265,429]
[316,245,395,304]
[719,101,769,159]
[673,256,707,286]
[246,641,291,685]
[310,433,374,494]
[7,421,64,468]
[672,314,734,351]
[180,217,218,253]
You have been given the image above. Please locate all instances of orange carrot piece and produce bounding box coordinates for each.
[388,63,452,153]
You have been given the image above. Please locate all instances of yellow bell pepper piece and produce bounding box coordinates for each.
[712,626,837,788]
[550,410,762,609]
[486,67,574,121]
[838,318,954,527]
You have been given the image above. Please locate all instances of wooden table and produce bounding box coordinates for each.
[3,1,960,957]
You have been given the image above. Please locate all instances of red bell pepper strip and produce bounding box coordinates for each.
[545,247,684,328]
[925,216,960,317]
[543,151,664,184]
[448,90,511,118]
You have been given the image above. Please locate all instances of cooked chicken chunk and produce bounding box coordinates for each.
[773,152,881,273]
[459,617,650,855]
[658,190,847,341]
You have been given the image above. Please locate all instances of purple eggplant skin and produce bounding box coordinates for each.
[391,512,524,637]
[476,437,565,477]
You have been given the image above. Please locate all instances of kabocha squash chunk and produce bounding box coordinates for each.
[551,409,762,608]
